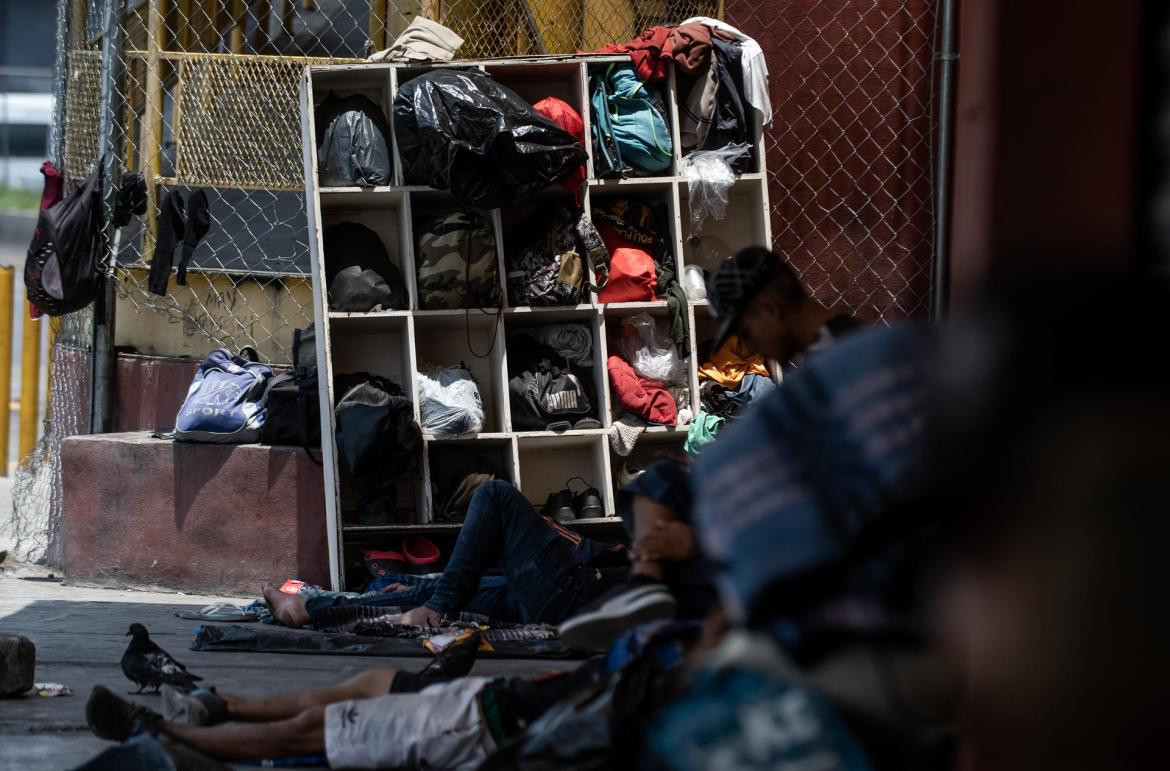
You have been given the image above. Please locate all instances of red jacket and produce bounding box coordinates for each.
[596,23,713,83]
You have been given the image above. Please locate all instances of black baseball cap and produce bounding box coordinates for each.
[707,246,786,352]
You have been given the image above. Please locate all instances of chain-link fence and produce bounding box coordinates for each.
[8,0,944,565]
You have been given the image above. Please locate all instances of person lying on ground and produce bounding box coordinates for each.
[264,480,626,630]
[558,459,718,649]
[82,624,672,770]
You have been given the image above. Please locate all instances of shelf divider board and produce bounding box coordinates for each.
[301,70,343,590]
[666,63,684,176]
[577,62,595,182]
[388,67,403,187]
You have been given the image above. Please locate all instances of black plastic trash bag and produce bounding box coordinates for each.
[393,69,588,208]
[315,92,392,187]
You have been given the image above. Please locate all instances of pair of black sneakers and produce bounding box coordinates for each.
[542,477,603,522]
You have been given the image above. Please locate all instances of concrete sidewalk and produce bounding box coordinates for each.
[0,579,573,769]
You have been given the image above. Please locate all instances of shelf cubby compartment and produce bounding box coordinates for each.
[516,433,613,518]
[309,66,394,188]
[422,435,517,524]
[319,188,414,311]
[498,186,592,308]
[408,188,506,313]
[413,311,508,436]
[504,309,607,432]
[329,314,421,529]
[610,427,688,504]
[588,183,683,307]
[484,60,587,115]
[605,307,692,427]
[678,177,771,273]
[586,60,680,180]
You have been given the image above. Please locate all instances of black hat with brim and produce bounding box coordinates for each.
[707,247,783,353]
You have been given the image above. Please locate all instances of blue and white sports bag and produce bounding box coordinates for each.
[174,347,273,443]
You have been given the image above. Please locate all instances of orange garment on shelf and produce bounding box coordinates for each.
[697,335,769,388]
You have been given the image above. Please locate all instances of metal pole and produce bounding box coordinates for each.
[90,0,126,434]
[0,267,13,475]
[18,303,41,461]
[931,0,959,319]
[48,0,70,168]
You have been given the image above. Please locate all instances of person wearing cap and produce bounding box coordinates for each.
[707,245,861,369]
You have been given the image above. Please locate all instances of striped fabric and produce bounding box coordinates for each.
[693,324,927,621]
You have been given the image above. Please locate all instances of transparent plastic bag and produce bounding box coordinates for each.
[417,365,485,435]
[681,143,752,233]
[618,313,688,385]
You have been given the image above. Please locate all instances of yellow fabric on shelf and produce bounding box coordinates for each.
[698,335,769,388]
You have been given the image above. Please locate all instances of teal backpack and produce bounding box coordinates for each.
[590,64,673,177]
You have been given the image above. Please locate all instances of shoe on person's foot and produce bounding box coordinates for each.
[86,684,163,742]
[558,577,677,650]
[161,685,228,726]
[421,630,481,680]
[542,490,576,522]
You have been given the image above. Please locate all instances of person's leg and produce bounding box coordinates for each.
[220,667,399,722]
[425,481,584,622]
[264,581,437,628]
[163,707,326,761]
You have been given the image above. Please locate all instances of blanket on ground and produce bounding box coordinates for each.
[190,622,579,659]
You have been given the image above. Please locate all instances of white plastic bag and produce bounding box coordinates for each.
[618,313,688,385]
[681,143,752,233]
[417,364,485,435]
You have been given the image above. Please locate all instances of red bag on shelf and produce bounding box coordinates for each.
[533,97,586,205]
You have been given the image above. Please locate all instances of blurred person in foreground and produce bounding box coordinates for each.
[923,271,1170,771]
[647,316,957,771]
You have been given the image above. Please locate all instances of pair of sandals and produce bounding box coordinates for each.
[543,477,603,522]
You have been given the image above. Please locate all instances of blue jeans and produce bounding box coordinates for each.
[305,573,521,622]
[307,482,611,624]
[425,481,610,624]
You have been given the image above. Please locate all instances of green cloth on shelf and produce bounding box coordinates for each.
[685,410,725,457]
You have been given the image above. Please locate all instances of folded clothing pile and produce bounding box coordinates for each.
[687,333,775,454]
[607,313,690,428]
[508,326,600,431]
[699,373,775,421]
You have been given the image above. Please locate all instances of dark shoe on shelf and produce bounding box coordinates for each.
[558,576,677,650]
[568,477,603,519]
[543,489,576,522]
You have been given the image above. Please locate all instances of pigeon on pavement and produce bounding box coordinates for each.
[121,623,202,694]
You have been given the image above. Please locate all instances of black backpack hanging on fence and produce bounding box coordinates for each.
[260,325,322,455]
[25,165,104,316]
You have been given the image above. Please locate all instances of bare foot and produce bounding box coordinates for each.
[262,583,311,628]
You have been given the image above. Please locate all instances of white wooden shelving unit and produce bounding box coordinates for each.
[301,54,771,589]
